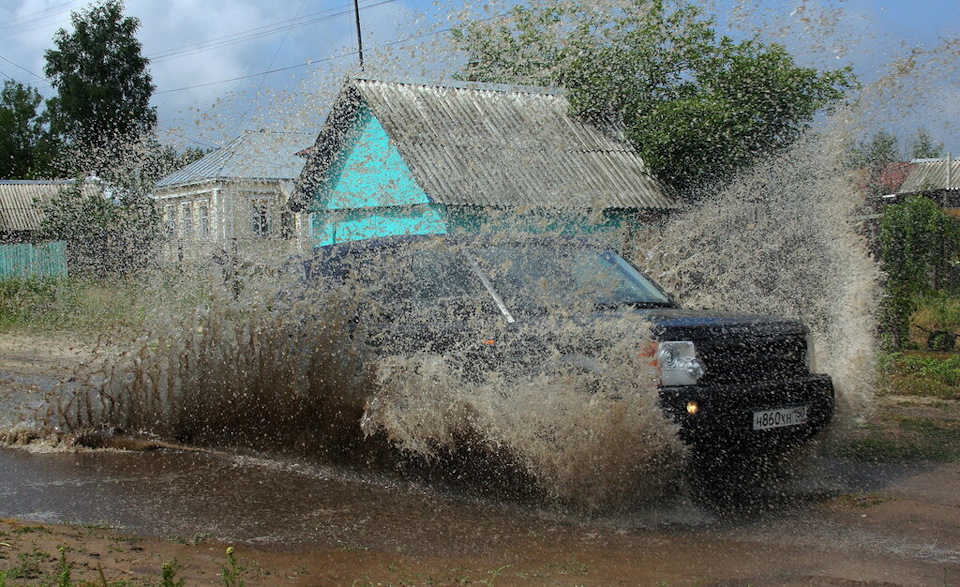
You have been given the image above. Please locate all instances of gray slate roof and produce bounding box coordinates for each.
[899,158,960,194]
[156,130,316,189]
[294,78,674,211]
[0,180,98,232]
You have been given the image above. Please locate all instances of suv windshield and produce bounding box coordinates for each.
[312,240,673,320]
[470,245,672,313]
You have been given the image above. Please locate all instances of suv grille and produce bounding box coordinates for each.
[695,335,808,385]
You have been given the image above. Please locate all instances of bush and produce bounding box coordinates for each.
[879,196,960,348]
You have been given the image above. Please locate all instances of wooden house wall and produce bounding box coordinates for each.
[309,107,448,245]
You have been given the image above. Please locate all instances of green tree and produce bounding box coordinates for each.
[144,144,209,184]
[0,81,47,178]
[36,179,161,277]
[453,0,855,199]
[909,127,945,160]
[848,130,900,196]
[879,195,960,348]
[43,0,156,172]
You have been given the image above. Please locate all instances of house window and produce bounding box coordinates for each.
[251,200,270,237]
[166,205,178,237]
[198,204,210,239]
[181,202,193,239]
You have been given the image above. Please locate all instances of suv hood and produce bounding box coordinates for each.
[639,309,808,340]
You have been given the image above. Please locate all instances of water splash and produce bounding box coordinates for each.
[640,130,881,439]
[364,318,684,510]
[35,245,685,512]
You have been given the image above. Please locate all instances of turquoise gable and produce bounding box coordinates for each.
[310,107,448,245]
[305,105,651,249]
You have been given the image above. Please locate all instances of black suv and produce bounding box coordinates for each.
[297,234,834,466]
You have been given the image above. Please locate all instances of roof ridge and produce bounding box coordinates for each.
[352,75,564,97]
[0,179,80,185]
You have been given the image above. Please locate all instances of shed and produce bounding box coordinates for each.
[0,180,97,243]
[292,78,676,248]
[897,156,960,203]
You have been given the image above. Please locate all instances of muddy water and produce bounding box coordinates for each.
[1,445,957,586]
[0,444,699,550]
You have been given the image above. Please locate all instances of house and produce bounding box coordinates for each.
[291,78,676,249]
[152,129,316,262]
[878,161,916,195]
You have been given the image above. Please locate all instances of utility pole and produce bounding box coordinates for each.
[353,0,364,70]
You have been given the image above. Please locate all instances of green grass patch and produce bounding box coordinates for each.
[0,270,219,335]
[2,546,50,581]
[0,277,144,333]
[833,491,895,509]
[879,351,960,400]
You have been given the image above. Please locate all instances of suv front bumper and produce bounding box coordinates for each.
[658,374,835,455]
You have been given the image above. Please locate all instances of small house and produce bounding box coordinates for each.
[291,78,676,249]
[153,130,316,262]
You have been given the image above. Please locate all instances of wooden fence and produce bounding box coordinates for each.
[0,241,68,278]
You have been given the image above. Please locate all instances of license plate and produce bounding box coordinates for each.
[753,405,809,430]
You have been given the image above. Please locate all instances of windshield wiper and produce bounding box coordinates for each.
[594,300,673,310]
[464,255,515,324]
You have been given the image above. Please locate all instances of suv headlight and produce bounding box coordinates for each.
[805,332,817,373]
[655,341,705,386]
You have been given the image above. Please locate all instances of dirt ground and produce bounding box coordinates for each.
[0,331,958,586]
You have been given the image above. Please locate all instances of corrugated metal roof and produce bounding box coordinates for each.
[294,78,675,211]
[0,180,99,232]
[899,158,960,193]
[156,130,315,189]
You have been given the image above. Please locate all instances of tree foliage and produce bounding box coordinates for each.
[0,81,44,178]
[879,195,960,348]
[848,130,900,196]
[848,130,899,169]
[453,0,856,198]
[36,179,161,277]
[43,0,156,170]
[909,127,945,160]
[0,80,60,179]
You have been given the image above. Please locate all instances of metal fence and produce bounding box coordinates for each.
[0,241,68,278]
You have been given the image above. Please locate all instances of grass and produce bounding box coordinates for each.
[833,491,896,509]
[835,426,960,462]
[0,276,145,333]
[880,351,960,400]
[0,539,244,587]
[831,348,960,463]
[0,269,221,336]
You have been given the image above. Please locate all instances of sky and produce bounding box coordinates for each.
[0,0,958,154]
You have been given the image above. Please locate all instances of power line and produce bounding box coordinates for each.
[147,3,366,63]
[0,54,46,84]
[154,10,498,96]
[0,0,82,39]
[232,0,310,132]
[155,0,405,94]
